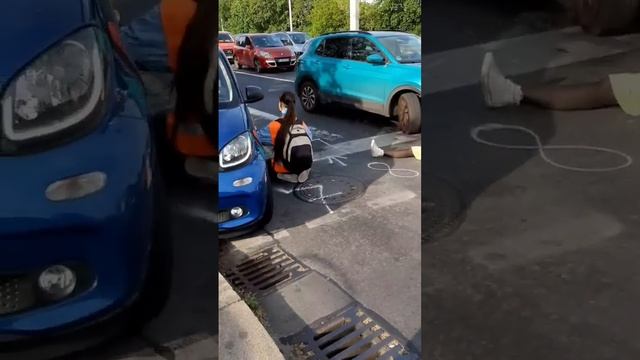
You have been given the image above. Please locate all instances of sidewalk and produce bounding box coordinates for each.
[218,273,285,360]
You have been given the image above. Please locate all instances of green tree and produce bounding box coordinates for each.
[308,0,349,36]
[292,0,314,32]
[225,0,289,34]
[359,2,379,32]
[373,0,421,35]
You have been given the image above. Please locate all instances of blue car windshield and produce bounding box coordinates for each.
[219,57,237,108]
[252,35,283,48]
[377,35,421,64]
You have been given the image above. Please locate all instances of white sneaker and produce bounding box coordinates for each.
[481,52,523,108]
[297,169,310,183]
[371,139,384,158]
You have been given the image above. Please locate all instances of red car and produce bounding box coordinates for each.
[233,33,297,72]
[218,31,235,62]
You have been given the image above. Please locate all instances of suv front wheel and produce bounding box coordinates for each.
[397,93,421,134]
[300,81,320,112]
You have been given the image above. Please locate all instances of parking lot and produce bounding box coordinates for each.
[220,67,422,353]
[424,1,640,359]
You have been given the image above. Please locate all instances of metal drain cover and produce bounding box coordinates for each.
[423,176,466,242]
[294,176,365,205]
[282,304,420,360]
[220,246,309,296]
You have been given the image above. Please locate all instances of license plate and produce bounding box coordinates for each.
[277,59,288,63]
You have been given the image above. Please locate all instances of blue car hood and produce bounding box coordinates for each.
[219,105,250,150]
[0,0,89,87]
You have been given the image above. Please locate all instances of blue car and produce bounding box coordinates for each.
[295,31,422,134]
[218,50,273,238]
[0,0,171,355]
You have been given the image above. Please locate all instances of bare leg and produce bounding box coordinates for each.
[522,78,618,111]
[481,52,619,111]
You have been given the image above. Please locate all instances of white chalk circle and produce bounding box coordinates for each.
[367,162,420,178]
[470,123,633,172]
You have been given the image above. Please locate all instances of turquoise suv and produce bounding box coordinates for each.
[295,31,422,133]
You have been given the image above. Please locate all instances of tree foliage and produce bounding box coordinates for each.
[219,0,421,36]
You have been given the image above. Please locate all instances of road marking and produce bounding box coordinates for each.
[249,107,279,120]
[367,190,417,209]
[235,71,295,83]
[313,132,419,161]
[248,107,419,161]
[425,26,640,95]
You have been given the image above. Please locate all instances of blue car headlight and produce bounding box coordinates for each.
[220,132,252,169]
[1,27,105,144]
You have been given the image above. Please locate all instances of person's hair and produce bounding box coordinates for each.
[173,0,216,145]
[273,91,298,163]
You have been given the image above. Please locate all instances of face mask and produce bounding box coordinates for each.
[280,106,287,116]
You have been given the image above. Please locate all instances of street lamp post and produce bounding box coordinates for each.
[350,0,359,31]
[288,0,293,32]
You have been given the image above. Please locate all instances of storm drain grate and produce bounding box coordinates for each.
[283,304,420,360]
[423,175,466,242]
[220,246,309,296]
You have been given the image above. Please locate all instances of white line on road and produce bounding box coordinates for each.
[235,71,295,83]
[313,132,419,162]
[367,190,417,209]
[425,26,640,95]
[248,107,419,161]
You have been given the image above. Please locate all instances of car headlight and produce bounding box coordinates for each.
[1,27,105,143]
[260,51,273,58]
[220,132,252,169]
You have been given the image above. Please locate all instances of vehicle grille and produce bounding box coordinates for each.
[224,49,233,56]
[0,275,36,316]
[275,57,294,67]
[217,210,231,223]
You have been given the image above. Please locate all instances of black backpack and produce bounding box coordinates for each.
[282,122,313,174]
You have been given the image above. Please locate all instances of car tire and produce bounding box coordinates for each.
[299,81,320,112]
[254,59,262,73]
[397,92,421,134]
[128,170,173,332]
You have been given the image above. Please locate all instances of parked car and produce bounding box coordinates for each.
[218,50,273,237]
[0,0,171,356]
[295,31,422,134]
[272,31,310,58]
[218,31,235,62]
[233,33,296,72]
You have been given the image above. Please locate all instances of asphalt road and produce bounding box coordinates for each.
[424,1,640,359]
[224,68,423,351]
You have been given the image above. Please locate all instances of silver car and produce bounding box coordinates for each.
[273,31,310,58]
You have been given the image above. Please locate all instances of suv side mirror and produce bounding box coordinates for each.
[366,53,385,65]
[245,86,264,103]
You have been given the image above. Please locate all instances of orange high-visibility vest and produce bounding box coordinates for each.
[160,0,216,157]
[160,0,197,72]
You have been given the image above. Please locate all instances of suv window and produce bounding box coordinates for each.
[245,36,253,47]
[350,37,382,62]
[318,37,350,59]
[236,36,244,47]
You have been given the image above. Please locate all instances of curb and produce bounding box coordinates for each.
[218,273,285,360]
